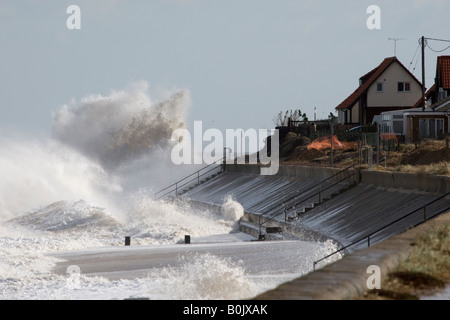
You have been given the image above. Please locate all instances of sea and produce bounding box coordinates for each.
[0,82,341,300]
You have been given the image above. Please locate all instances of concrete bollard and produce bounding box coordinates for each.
[368,149,373,171]
[185,235,191,244]
[125,236,131,246]
[266,227,282,233]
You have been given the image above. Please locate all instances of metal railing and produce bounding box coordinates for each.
[258,163,360,234]
[312,191,450,270]
[154,156,225,201]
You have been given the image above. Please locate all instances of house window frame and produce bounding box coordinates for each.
[376,82,383,93]
[397,81,411,92]
[419,118,445,139]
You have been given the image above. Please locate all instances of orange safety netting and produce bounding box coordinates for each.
[380,133,398,142]
[307,135,358,151]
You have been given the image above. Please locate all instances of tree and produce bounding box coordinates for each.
[273,109,308,127]
[328,112,337,121]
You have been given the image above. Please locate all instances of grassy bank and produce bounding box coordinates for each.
[393,162,450,176]
[360,222,450,300]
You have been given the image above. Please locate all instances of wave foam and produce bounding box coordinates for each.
[146,253,259,300]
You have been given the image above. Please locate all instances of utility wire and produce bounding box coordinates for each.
[426,42,450,53]
[408,43,420,71]
[425,37,450,43]
[412,54,420,74]
[420,36,450,53]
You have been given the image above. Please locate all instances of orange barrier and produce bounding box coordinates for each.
[307,135,358,151]
[380,133,398,142]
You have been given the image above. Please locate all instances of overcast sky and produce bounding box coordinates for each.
[1,0,450,135]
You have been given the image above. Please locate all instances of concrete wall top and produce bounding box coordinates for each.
[225,164,450,193]
[361,170,450,193]
[225,164,349,181]
[225,164,261,175]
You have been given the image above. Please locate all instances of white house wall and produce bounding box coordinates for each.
[367,61,422,108]
[343,103,360,124]
[352,103,359,123]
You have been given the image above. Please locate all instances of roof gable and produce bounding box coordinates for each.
[336,57,422,110]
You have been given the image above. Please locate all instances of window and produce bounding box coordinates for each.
[376,82,383,92]
[398,82,411,92]
[393,121,403,135]
[419,118,445,139]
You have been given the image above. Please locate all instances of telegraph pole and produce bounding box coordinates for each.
[421,36,426,111]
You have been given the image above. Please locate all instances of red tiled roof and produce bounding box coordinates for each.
[336,57,422,110]
[431,94,450,111]
[436,56,450,90]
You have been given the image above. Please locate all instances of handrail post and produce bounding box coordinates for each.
[258,215,262,235]
[223,148,230,173]
[223,153,226,172]
[318,183,322,204]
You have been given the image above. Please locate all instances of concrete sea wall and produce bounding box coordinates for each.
[225,163,450,193]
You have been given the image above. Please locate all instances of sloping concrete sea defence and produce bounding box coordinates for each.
[183,164,450,299]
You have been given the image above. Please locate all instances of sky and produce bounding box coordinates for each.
[1,0,450,136]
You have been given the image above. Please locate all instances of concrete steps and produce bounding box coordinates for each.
[184,165,450,249]
[286,182,358,221]
[179,172,223,196]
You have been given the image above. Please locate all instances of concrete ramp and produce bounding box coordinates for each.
[185,173,356,223]
[294,184,449,249]
[185,171,316,214]
[184,165,450,250]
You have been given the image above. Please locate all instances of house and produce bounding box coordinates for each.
[433,55,450,103]
[336,57,423,126]
[377,55,450,143]
[376,107,448,143]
